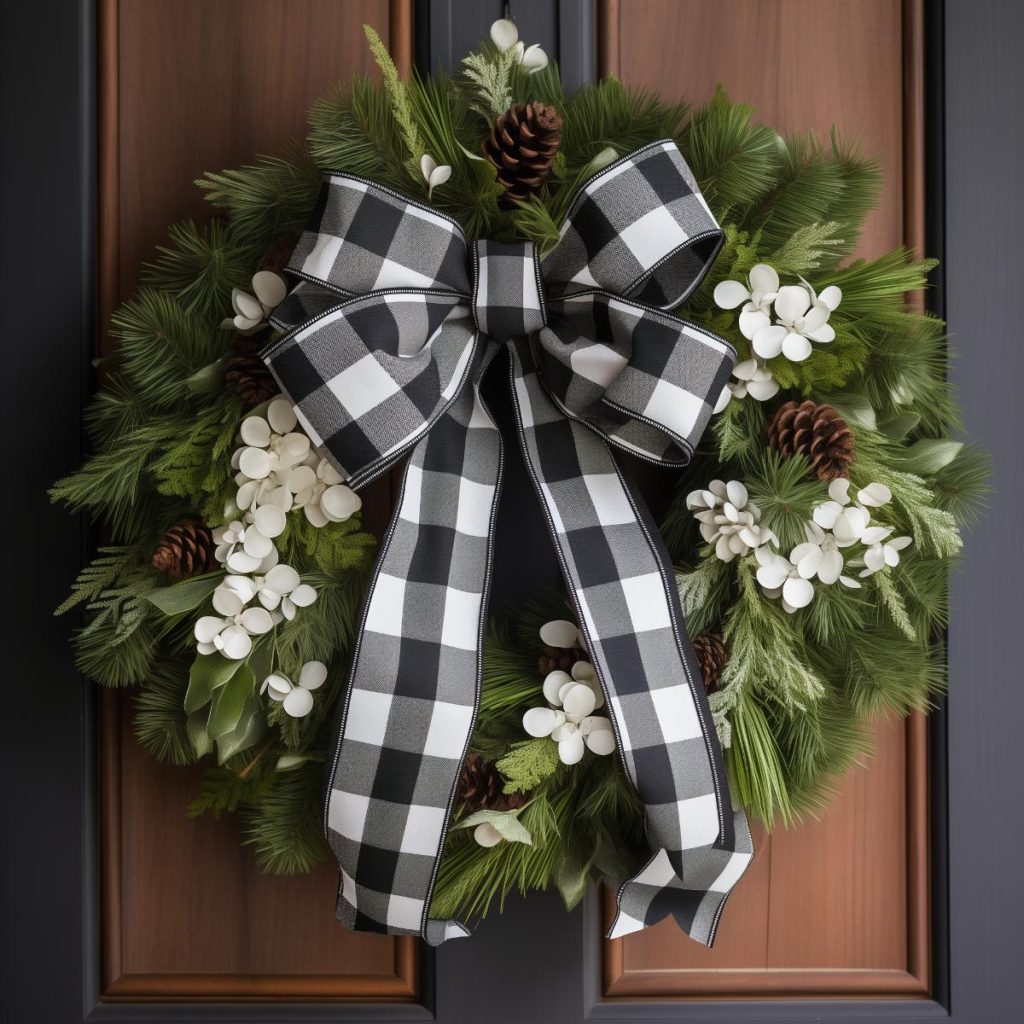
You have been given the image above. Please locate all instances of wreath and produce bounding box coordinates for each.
[54,21,985,937]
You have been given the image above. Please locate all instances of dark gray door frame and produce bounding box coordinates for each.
[3,1,1020,1022]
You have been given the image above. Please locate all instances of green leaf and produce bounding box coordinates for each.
[216,697,266,764]
[902,439,964,475]
[457,809,533,846]
[276,753,321,772]
[555,856,592,911]
[184,653,242,714]
[144,573,222,616]
[878,412,921,439]
[208,664,256,739]
[186,709,212,758]
[828,393,877,430]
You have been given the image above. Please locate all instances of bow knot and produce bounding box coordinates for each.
[472,240,547,342]
[262,141,752,949]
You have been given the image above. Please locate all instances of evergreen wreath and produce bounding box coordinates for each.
[54,22,986,920]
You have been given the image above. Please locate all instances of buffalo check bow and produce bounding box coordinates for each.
[262,140,754,947]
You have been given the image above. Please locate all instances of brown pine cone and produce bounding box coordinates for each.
[537,644,581,675]
[482,101,563,206]
[259,233,298,274]
[152,517,216,580]
[224,334,279,407]
[459,753,526,812]
[766,399,855,481]
[692,630,728,695]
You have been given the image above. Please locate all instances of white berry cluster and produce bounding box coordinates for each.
[712,263,843,412]
[521,619,615,765]
[689,478,912,615]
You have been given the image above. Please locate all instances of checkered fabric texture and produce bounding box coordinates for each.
[263,142,751,947]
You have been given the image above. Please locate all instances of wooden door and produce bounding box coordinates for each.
[7,1,1022,1022]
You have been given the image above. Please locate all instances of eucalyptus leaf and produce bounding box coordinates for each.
[208,664,256,739]
[457,808,532,845]
[276,752,322,772]
[144,573,223,616]
[184,653,242,714]
[902,438,964,475]
[184,357,226,395]
[828,393,877,430]
[215,696,265,765]
[555,856,592,911]
[186,709,212,759]
[878,412,921,439]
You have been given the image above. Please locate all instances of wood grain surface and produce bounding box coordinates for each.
[598,0,931,999]
[98,0,416,1000]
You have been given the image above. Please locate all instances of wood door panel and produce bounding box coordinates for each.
[598,0,929,1000]
[99,0,416,1000]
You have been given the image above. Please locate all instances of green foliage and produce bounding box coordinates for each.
[364,24,423,162]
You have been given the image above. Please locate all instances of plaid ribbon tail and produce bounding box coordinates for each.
[323,350,502,941]
[508,340,753,947]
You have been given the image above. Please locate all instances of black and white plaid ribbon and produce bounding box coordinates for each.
[263,141,753,947]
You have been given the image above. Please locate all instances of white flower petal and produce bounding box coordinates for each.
[263,564,300,596]
[267,398,298,435]
[861,526,894,545]
[232,288,262,321]
[539,620,579,649]
[793,545,823,578]
[242,529,274,559]
[252,504,287,539]
[428,164,452,188]
[713,385,731,413]
[543,670,572,705]
[523,706,558,738]
[863,544,887,572]
[857,482,893,507]
[781,331,813,362]
[419,153,437,179]
[238,447,272,480]
[839,574,862,589]
[782,575,814,609]
[818,548,844,584]
[317,459,345,485]
[283,686,314,717]
[212,586,245,617]
[219,624,253,660]
[558,730,586,765]
[489,17,519,50]
[813,501,842,530]
[265,673,293,699]
[889,536,913,552]
[752,324,787,359]
[725,480,748,508]
[585,728,616,755]
[748,263,780,299]
[562,683,597,718]
[288,583,317,608]
[818,285,843,311]
[774,284,812,323]
[227,549,262,573]
[252,270,287,309]
[805,322,836,343]
[303,503,330,528]
[240,606,275,635]
[746,376,780,401]
[474,821,503,848]
[520,43,548,71]
[732,358,758,382]
[801,301,831,334]
[195,615,227,644]
[756,561,790,590]
[299,661,328,691]
[713,279,751,310]
[738,307,771,340]
[321,484,362,522]
[236,479,258,511]
[240,416,271,448]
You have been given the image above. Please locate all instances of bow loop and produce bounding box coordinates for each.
[542,141,723,309]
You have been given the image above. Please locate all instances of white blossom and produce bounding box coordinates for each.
[789,522,862,588]
[232,399,312,513]
[754,547,816,613]
[713,263,780,341]
[490,18,548,71]
[522,650,614,765]
[220,271,287,334]
[289,456,362,527]
[420,154,452,200]
[752,284,836,362]
[812,478,872,547]
[212,519,280,575]
[713,358,780,412]
[262,661,328,717]
[686,479,776,562]
[539,618,585,650]
[857,528,912,578]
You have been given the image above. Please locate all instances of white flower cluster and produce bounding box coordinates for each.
[220,271,287,335]
[689,478,912,615]
[712,263,843,411]
[262,660,328,718]
[521,619,615,765]
[490,18,549,72]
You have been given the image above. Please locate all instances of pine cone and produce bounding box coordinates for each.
[152,518,216,580]
[224,334,279,407]
[459,753,526,812]
[767,399,855,481]
[537,644,582,676]
[259,233,298,274]
[482,101,563,206]
[692,630,728,695]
